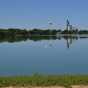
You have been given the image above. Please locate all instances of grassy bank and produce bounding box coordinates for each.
[0,75,88,87]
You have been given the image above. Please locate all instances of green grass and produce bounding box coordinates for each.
[0,74,88,87]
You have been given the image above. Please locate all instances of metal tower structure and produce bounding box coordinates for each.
[66,19,70,30]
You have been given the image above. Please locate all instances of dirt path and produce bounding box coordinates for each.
[2,85,88,88]
[1,86,65,88]
[72,85,88,88]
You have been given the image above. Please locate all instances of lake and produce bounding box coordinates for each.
[0,35,88,76]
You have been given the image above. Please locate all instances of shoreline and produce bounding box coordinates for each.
[0,75,88,87]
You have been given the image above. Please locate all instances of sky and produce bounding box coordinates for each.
[0,0,88,29]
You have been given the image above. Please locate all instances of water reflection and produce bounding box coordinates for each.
[0,35,88,75]
[0,35,88,49]
[64,36,78,49]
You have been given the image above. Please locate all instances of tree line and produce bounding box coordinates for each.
[0,28,88,38]
[0,28,87,43]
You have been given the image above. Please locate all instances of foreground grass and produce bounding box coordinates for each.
[0,75,88,87]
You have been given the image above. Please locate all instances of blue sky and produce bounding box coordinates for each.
[0,0,88,29]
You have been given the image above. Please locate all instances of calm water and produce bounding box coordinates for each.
[0,36,88,76]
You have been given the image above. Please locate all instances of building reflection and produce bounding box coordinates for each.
[56,35,78,49]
